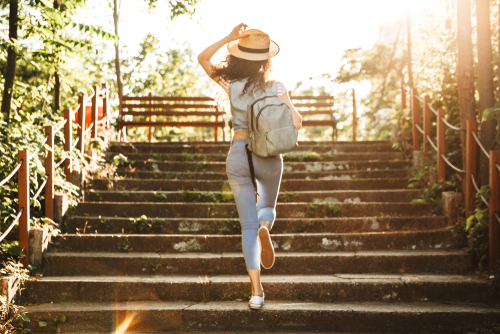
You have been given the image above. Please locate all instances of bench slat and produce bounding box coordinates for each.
[122,121,224,128]
[290,96,334,100]
[122,103,216,109]
[299,111,335,116]
[123,111,226,117]
[294,103,334,108]
[302,120,336,127]
[122,96,214,102]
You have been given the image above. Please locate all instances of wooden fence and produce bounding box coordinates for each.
[401,80,500,268]
[0,83,109,267]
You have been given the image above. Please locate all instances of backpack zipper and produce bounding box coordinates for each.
[256,103,287,131]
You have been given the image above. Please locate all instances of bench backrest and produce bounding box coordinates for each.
[289,94,334,116]
[119,95,226,141]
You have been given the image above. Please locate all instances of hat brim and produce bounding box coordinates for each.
[227,39,280,61]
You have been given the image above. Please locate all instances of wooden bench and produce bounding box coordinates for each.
[119,95,227,141]
[290,93,337,140]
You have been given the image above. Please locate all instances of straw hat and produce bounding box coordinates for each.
[227,29,280,61]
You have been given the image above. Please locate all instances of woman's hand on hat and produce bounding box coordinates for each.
[227,23,250,41]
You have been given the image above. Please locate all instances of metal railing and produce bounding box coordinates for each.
[0,82,110,267]
[401,81,500,269]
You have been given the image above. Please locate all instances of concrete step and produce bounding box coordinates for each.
[115,168,411,180]
[90,177,411,192]
[108,143,396,154]
[73,202,436,219]
[23,274,497,304]
[105,151,404,162]
[48,230,458,253]
[110,140,391,148]
[42,250,472,276]
[23,300,500,333]
[108,144,396,155]
[126,159,412,172]
[66,216,448,235]
[86,189,422,204]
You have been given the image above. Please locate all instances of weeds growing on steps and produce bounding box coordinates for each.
[283,152,321,162]
[154,192,169,201]
[278,192,299,202]
[180,152,206,162]
[129,215,152,231]
[182,190,234,203]
[305,204,341,218]
[117,237,132,251]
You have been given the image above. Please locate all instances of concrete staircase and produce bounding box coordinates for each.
[23,141,499,333]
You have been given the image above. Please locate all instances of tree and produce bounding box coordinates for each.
[111,0,199,102]
[476,0,496,185]
[1,0,19,123]
[456,0,476,167]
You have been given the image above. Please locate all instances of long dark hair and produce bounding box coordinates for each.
[212,54,273,94]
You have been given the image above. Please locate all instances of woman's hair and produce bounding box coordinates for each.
[212,54,273,94]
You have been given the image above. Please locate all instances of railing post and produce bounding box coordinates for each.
[465,120,478,218]
[352,89,357,141]
[64,108,72,183]
[411,88,420,151]
[489,150,500,269]
[423,95,431,156]
[102,82,109,128]
[400,78,406,111]
[78,93,86,155]
[44,125,54,221]
[148,92,153,142]
[18,150,30,267]
[214,105,219,142]
[437,108,446,181]
[91,85,99,158]
[119,93,124,142]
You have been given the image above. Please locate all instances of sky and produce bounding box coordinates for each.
[79,0,434,92]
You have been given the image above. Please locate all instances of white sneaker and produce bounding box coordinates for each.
[249,293,265,310]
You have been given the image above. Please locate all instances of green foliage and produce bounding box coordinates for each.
[117,237,131,251]
[180,152,205,162]
[182,190,234,203]
[129,215,151,231]
[305,204,341,218]
[464,186,490,268]
[282,152,321,162]
[154,192,169,201]
[151,262,162,273]
[112,154,129,166]
[278,192,299,202]
[152,153,163,161]
[244,291,252,300]
[164,172,177,179]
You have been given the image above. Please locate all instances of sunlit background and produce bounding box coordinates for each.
[81,0,433,89]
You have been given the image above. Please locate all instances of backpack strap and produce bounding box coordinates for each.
[245,143,259,197]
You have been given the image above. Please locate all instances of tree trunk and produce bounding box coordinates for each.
[53,0,61,113]
[54,72,61,112]
[1,0,19,123]
[380,21,403,101]
[476,0,496,185]
[113,0,124,103]
[406,13,414,90]
[456,0,476,169]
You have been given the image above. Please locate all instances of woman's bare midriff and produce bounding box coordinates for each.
[233,132,247,140]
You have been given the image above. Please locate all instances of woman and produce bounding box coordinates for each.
[198,24,302,309]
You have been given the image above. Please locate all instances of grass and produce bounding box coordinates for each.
[282,152,321,162]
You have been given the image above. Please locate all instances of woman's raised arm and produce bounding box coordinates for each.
[197,23,249,82]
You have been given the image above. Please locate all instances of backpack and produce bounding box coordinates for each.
[246,95,298,157]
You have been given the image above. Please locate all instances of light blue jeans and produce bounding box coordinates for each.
[226,139,283,270]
